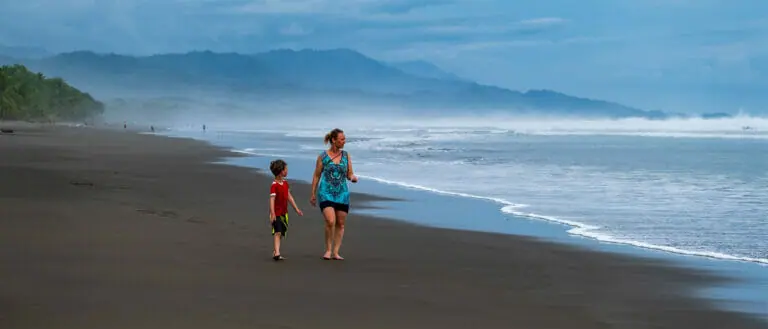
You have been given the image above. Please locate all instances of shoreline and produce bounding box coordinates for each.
[167,128,768,318]
[1,123,766,328]
[165,127,768,267]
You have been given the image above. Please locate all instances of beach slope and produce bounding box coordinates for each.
[0,124,764,329]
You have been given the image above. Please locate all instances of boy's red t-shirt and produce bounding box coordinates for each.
[270,180,290,216]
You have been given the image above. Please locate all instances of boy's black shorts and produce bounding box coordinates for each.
[272,214,288,237]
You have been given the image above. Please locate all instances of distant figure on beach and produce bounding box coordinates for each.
[203,124,206,132]
[310,128,358,260]
[269,159,303,261]
[150,125,155,133]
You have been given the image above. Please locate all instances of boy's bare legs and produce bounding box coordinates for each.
[332,210,347,259]
[322,207,336,259]
[273,232,282,259]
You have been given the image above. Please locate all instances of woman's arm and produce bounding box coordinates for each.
[310,155,323,205]
[346,152,358,183]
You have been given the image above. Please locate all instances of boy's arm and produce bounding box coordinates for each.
[269,184,276,222]
[269,195,276,222]
[288,190,303,216]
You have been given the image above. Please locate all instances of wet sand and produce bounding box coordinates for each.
[1,123,765,329]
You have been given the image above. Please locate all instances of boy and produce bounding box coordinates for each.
[269,159,303,261]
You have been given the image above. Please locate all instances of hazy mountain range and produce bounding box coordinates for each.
[1,45,717,119]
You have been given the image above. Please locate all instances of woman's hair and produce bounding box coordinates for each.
[324,128,344,145]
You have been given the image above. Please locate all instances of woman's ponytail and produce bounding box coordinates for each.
[324,128,344,145]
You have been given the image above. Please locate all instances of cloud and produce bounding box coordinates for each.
[229,0,329,14]
[222,0,455,16]
[368,0,454,14]
[280,22,313,36]
[517,17,567,27]
[3,0,768,112]
[382,34,614,61]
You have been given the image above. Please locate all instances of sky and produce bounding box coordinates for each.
[1,0,767,113]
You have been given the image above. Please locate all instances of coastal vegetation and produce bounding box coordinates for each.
[0,64,104,121]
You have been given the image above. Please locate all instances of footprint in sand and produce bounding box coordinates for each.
[136,208,179,218]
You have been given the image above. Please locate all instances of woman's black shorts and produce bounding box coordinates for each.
[319,201,349,213]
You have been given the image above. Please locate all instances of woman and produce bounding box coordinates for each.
[310,128,358,260]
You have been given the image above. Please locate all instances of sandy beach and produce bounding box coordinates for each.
[1,123,765,329]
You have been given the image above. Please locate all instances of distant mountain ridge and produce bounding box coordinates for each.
[0,47,667,118]
[387,60,466,81]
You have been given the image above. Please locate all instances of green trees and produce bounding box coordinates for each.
[0,64,104,121]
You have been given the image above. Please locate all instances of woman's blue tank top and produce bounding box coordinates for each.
[317,150,350,205]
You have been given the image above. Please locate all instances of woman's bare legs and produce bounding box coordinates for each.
[322,207,337,259]
[332,210,347,259]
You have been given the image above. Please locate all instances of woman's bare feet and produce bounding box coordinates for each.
[322,251,332,260]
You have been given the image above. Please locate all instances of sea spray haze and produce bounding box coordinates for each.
[1,49,673,128]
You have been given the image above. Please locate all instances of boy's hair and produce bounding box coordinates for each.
[269,159,287,177]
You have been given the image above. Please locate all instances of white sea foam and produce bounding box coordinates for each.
[231,148,291,158]
[361,174,768,265]
[500,206,768,265]
[185,122,768,267]
[358,174,525,207]
[524,131,768,139]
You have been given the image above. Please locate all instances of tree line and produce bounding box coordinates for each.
[0,64,104,121]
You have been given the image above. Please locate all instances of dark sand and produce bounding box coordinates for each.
[1,123,765,329]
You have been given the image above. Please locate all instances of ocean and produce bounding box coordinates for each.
[167,116,768,265]
[160,115,768,316]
